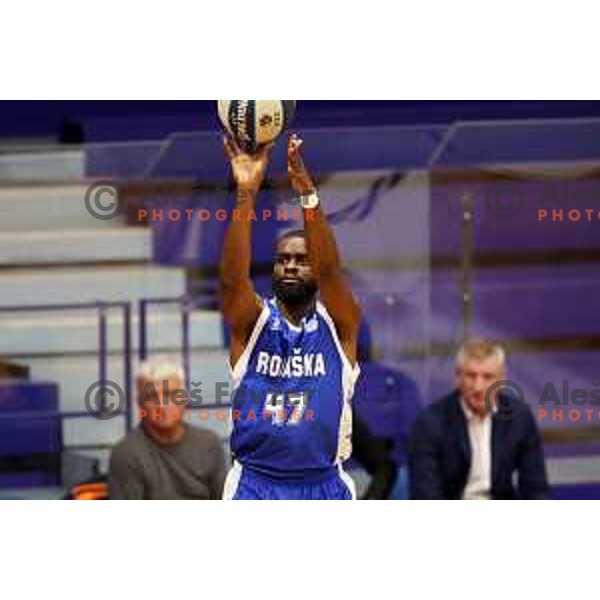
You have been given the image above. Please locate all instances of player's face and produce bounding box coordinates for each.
[272,236,318,306]
[456,356,505,417]
[137,375,187,430]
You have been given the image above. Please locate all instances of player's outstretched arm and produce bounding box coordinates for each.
[220,135,272,363]
[288,134,361,366]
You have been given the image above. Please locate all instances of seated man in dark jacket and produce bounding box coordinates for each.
[408,339,548,500]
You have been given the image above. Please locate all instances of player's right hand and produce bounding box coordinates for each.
[224,134,273,197]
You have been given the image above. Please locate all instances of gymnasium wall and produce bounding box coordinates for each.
[86,119,600,458]
[4,100,600,140]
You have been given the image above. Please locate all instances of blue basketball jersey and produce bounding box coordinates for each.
[230,297,360,481]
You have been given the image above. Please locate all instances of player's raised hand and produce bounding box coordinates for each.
[287,134,315,196]
[224,134,273,196]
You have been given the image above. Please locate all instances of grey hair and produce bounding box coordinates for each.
[136,356,184,383]
[456,339,506,369]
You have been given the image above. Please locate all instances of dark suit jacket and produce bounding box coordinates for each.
[408,391,548,499]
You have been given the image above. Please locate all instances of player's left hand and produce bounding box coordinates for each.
[288,134,316,196]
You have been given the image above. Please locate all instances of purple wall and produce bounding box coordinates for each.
[86,121,600,447]
[4,100,600,140]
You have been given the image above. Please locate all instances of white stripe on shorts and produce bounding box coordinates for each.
[338,465,357,500]
[222,461,244,500]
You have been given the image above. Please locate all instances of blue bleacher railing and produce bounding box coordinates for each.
[0,300,133,432]
[138,296,193,389]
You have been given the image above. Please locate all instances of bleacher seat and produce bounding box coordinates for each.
[0,381,62,487]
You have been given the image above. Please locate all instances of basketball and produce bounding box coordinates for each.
[217,100,296,153]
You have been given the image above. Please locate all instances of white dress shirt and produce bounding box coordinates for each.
[461,400,493,500]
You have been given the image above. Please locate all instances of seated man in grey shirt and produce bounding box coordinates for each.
[109,357,227,500]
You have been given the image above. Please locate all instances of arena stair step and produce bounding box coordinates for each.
[0,149,84,182]
[0,228,151,266]
[0,184,123,231]
[0,308,224,356]
[0,264,186,306]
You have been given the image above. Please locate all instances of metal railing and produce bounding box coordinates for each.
[138,295,194,388]
[0,300,133,431]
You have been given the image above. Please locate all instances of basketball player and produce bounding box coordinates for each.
[220,133,362,499]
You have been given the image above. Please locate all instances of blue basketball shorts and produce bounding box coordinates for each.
[223,462,356,500]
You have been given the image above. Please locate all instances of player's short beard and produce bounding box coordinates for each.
[272,277,318,307]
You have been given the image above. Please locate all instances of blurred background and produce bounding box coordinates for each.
[1,100,600,499]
